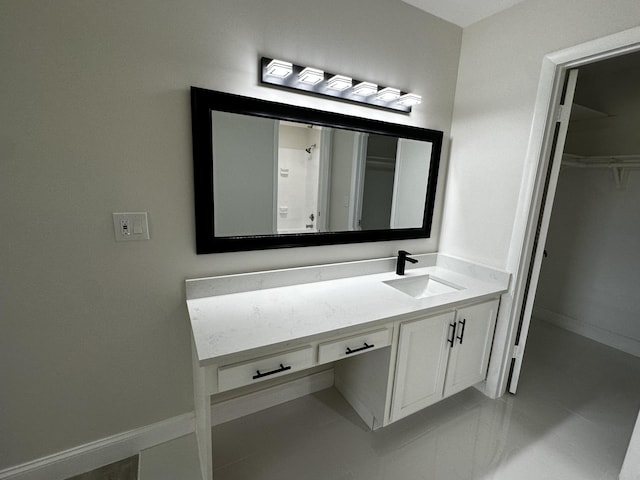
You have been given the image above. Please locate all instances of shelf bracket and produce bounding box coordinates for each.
[612,167,631,190]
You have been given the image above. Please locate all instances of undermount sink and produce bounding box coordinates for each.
[383,274,464,299]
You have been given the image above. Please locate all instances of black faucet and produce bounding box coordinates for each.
[396,250,418,275]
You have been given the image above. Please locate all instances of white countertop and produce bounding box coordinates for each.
[186,254,510,367]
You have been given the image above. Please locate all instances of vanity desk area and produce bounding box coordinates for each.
[186,253,510,479]
[188,85,510,479]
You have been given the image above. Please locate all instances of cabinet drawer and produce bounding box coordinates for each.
[318,327,391,364]
[218,346,313,392]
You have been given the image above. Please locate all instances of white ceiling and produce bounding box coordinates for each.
[402,0,528,27]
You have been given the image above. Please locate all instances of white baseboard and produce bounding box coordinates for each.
[0,413,195,480]
[0,370,335,480]
[211,369,334,425]
[534,307,640,357]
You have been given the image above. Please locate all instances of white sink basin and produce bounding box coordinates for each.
[383,274,464,299]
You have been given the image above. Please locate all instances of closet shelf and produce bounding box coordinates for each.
[366,154,396,170]
[562,153,640,168]
[570,103,610,121]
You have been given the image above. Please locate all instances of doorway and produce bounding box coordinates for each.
[502,34,640,478]
[510,44,640,393]
[497,27,640,397]
[532,52,640,359]
[277,122,323,234]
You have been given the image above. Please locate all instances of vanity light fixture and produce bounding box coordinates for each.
[351,81,378,97]
[265,59,293,78]
[259,56,420,113]
[376,87,401,102]
[298,67,325,85]
[326,74,353,91]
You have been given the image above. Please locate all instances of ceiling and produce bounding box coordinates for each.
[402,0,528,27]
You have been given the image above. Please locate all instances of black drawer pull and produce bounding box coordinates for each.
[346,342,375,355]
[253,363,291,380]
[457,319,466,344]
[447,321,457,347]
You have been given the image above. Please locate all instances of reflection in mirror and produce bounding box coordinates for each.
[211,114,433,238]
[191,88,443,253]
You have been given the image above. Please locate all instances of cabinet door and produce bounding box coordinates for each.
[443,299,499,397]
[390,311,455,422]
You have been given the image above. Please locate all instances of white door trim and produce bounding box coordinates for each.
[317,128,333,232]
[348,132,367,230]
[485,25,640,398]
[272,121,279,234]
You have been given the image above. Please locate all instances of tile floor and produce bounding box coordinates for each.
[207,320,640,480]
[138,434,202,480]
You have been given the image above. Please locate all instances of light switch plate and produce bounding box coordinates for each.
[113,212,150,242]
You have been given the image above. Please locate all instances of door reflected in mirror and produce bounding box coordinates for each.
[211,114,433,238]
[191,88,443,253]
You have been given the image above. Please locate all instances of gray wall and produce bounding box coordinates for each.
[535,168,640,355]
[0,0,461,469]
[212,112,276,236]
[439,0,640,269]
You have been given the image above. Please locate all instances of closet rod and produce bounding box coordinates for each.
[563,160,640,169]
[562,154,638,189]
[562,153,640,169]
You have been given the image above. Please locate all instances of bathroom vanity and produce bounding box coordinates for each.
[186,253,509,479]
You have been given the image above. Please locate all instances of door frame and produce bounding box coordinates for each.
[348,132,368,231]
[485,26,640,398]
[317,128,333,232]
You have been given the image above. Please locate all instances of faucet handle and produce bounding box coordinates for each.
[398,250,412,257]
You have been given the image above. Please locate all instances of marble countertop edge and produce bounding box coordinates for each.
[186,255,510,366]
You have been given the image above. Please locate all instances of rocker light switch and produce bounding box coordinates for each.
[113,212,150,241]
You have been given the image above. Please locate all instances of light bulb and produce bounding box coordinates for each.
[298,67,324,85]
[265,59,293,78]
[352,82,378,97]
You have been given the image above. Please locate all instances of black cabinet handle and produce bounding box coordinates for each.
[447,321,457,347]
[253,363,291,380]
[346,342,375,355]
[457,319,466,344]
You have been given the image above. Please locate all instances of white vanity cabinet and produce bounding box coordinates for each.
[390,311,454,421]
[390,299,499,422]
[187,255,510,480]
[443,299,499,397]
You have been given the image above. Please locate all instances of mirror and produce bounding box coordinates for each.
[191,88,443,253]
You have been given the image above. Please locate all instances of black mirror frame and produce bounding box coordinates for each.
[191,87,443,254]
